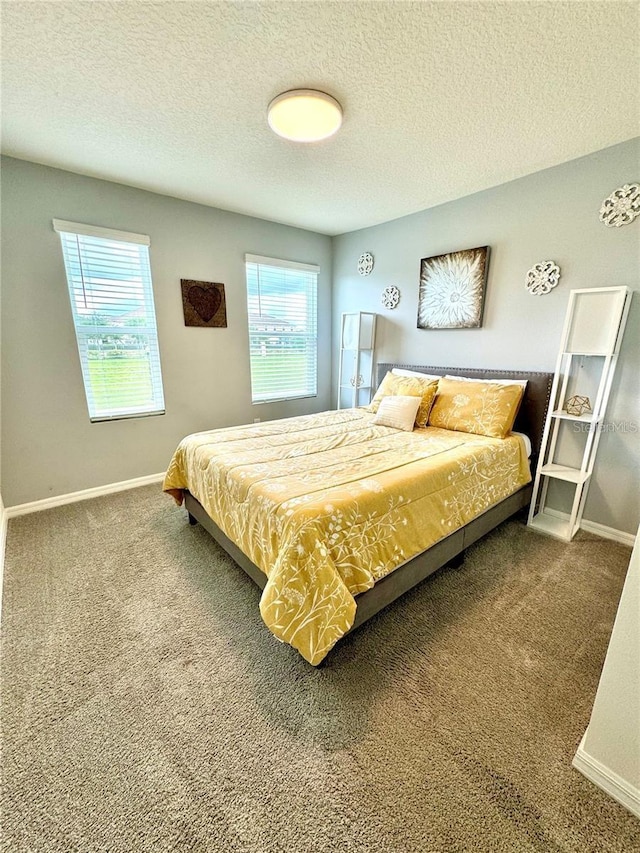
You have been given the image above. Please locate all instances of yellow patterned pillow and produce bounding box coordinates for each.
[367,371,439,427]
[428,377,524,438]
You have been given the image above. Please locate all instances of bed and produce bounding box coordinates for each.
[164,364,553,666]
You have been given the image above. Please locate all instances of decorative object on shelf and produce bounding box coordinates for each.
[525,261,561,295]
[565,395,592,417]
[349,374,364,388]
[357,252,374,276]
[181,280,227,327]
[599,183,640,228]
[417,246,489,329]
[381,285,400,309]
[528,286,632,542]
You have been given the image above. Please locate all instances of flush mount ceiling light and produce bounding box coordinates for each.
[267,89,342,142]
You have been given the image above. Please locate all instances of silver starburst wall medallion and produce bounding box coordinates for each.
[525,261,561,296]
[599,183,640,228]
[381,286,400,309]
[357,252,374,276]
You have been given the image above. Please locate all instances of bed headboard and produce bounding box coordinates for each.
[377,364,554,458]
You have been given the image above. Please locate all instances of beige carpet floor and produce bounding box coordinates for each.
[1,484,638,852]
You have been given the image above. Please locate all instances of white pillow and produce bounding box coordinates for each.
[373,395,421,431]
[392,368,442,381]
[444,374,528,389]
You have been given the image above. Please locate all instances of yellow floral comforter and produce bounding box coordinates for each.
[163,409,530,665]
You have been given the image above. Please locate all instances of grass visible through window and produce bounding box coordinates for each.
[87,357,153,410]
[87,352,312,412]
[250,351,310,399]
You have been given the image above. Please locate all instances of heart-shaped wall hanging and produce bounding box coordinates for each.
[181,280,227,327]
[189,285,221,322]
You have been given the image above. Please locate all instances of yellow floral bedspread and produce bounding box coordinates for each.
[163,409,531,665]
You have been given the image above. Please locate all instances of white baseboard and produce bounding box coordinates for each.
[580,519,636,548]
[573,732,640,818]
[5,473,166,518]
[542,508,635,548]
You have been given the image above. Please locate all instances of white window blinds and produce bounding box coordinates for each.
[53,219,165,422]
[245,254,319,403]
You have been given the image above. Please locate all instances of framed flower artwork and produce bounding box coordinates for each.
[417,246,489,329]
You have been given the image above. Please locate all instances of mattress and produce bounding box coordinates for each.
[164,408,531,664]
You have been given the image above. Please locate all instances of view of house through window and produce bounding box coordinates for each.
[53,220,165,422]
[245,254,319,403]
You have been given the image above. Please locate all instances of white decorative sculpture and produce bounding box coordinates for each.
[357,252,374,276]
[525,261,561,296]
[381,285,400,309]
[599,183,640,228]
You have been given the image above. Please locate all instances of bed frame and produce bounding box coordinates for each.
[184,365,553,660]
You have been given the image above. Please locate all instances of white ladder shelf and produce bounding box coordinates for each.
[338,312,377,409]
[527,286,632,542]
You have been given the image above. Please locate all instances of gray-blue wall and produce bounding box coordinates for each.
[1,157,332,505]
[332,139,640,534]
[2,142,639,534]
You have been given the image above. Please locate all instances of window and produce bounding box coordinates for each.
[53,219,165,422]
[245,254,318,403]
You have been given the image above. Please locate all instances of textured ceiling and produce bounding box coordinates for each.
[2,1,639,235]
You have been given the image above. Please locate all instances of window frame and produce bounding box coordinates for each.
[53,219,166,423]
[245,253,319,405]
